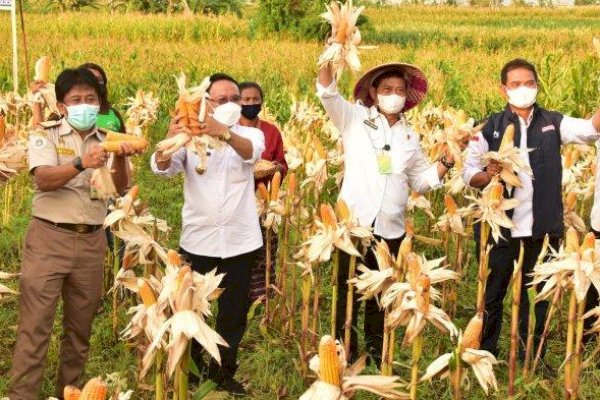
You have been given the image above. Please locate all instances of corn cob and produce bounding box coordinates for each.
[444,194,458,215]
[320,203,337,227]
[176,99,190,127]
[138,279,157,306]
[0,115,5,140]
[399,235,413,260]
[100,139,148,153]
[335,199,351,221]
[257,183,270,202]
[406,253,420,289]
[461,314,484,350]
[564,148,574,169]
[499,124,515,151]
[101,131,148,152]
[318,335,342,386]
[419,274,431,312]
[313,137,328,160]
[581,232,596,252]
[64,385,82,400]
[566,192,578,211]
[79,377,107,400]
[105,132,144,143]
[122,250,137,270]
[565,228,580,254]
[270,171,282,200]
[167,249,182,266]
[287,172,297,197]
[334,18,349,43]
[34,56,52,82]
[488,180,504,203]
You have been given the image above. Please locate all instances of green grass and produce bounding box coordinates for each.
[1,4,600,399]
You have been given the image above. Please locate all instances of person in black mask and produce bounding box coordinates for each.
[238,81,288,303]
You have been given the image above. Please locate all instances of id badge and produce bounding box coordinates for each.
[377,153,392,175]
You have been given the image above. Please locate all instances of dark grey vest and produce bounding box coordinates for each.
[480,104,564,242]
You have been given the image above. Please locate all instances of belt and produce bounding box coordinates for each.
[35,217,103,233]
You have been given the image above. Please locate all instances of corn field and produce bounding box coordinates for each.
[1,4,600,400]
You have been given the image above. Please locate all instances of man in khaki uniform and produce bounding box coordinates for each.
[8,67,140,399]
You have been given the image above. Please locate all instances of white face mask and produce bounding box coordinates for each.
[211,102,242,127]
[506,86,538,109]
[377,94,406,114]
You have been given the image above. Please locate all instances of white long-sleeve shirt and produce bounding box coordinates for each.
[463,110,599,238]
[317,81,440,239]
[151,124,265,258]
[591,140,600,232]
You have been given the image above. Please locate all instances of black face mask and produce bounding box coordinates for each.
[241,103,262,120]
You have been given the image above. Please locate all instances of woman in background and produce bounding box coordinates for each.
[238,81,288,303]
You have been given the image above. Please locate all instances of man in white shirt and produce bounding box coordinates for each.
[151,73,265,395]
[317,62,457,366]
[463,59,600,362]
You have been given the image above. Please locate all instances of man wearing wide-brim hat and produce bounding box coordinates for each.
[317,62,458,366]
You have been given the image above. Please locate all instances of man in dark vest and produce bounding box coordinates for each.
[462,58,600,363]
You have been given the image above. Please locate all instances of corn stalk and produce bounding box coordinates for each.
[410,335,423,400]
[571,297,587,399]
[330,249,340,336]
[508,243,524,399]
[343,254,357,360]
[565,290,577,399]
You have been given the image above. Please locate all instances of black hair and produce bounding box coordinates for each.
[79,62,110,112]
[55,67,103,106]
[207,73,239,93]
[372,70,407,89]
[501,58,538,85]
[239,81,264,100]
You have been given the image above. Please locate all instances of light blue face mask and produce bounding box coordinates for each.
[66,104,100,131]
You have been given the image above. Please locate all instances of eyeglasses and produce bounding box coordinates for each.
[207,95,241,106]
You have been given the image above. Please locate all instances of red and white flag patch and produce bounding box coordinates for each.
[542,125,555,133]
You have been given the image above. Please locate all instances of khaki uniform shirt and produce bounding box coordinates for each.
[28,119,108,225]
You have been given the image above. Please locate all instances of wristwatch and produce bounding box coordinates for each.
[72,156,85,172]
[219,128,232,142]
[440,155,455,169]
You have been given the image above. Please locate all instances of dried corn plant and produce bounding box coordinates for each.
[124,89,160,137]
[480,124,533,189]
[421,314,499,399]
[156,74,224,175]
[530,230,600,398]
[300,335,408,400]
[27,56,60,117]
[318,0,369,82]
[0,270,19,300]
[118,251,227,400]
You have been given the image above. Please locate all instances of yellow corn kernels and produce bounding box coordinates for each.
[79,377,107,400]
[318,335,342,386]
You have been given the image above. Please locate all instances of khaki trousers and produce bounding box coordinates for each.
[8,218,106,399]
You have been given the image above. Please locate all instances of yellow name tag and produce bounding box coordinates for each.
[377,153,392,175]
[56,147,76,156]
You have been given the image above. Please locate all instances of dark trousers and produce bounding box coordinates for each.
[335,235,403,365]
[481,236,559,359]
[180,247,257,379]
[584,230,600,339]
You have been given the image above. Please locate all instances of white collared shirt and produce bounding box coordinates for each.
[150,124,265,258]
[591,141,600,232]
[463,109,600,237]
[317,81,440,239]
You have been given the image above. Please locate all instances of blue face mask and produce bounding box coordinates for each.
[66,104,100,131]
